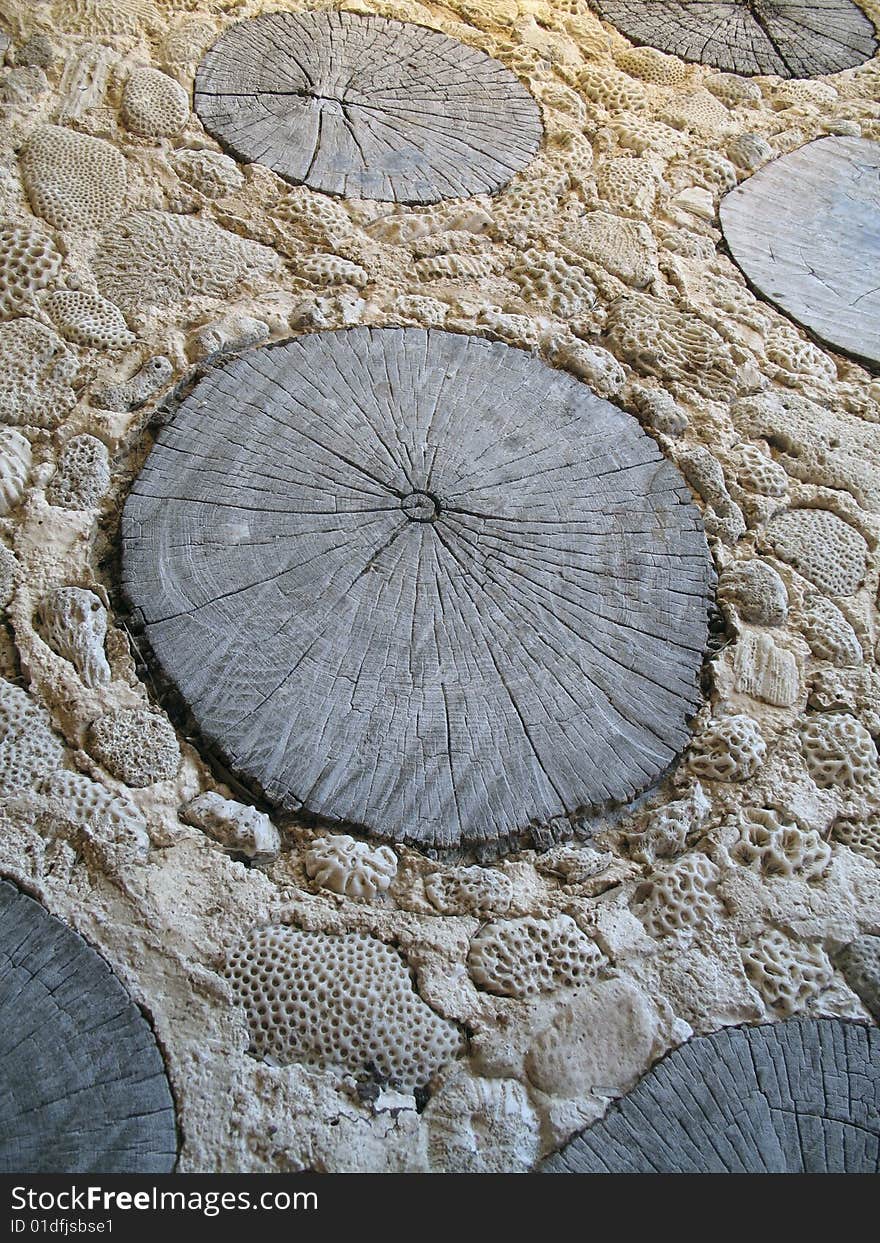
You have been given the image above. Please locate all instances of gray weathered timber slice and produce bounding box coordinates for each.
[720,137,880,369]
[121,327,713,851]
[595,1,877,76]
[0,879,177,1173]
[541,1019,880,1173]
[193,10,542,203]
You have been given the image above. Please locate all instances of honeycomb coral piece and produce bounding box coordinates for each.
[741,929,832,1017]
[0,220,62,318]
[296,254,368,289]
[604,294,738,398]
[797,597,863,666]
[121,67,189,138]
[170,149,244,199]
[559,211,658,288]
[578,65,648,113]
[832,813,880,865]
[0,677,65,796]
[46,435,111,510]
[615,45,689,85]
[0,318,77,429]
[86,707,180,787]
[93,212,281,316]
[766,509,868,598]
[39,769,149,858]
[39,587,111,688]
[414,253,494,282]
[717,560,788,627]
[835,936,880,1020]
[688,715,766,782]
[222,928,464,1090]
[595,157,659,216]
[304,834,397,900]
[51,0,163,36]
[20,126,127,233]
[634,853,721,938]
[800,714,878,791]
[735,444,789,497]
[660,89,731,134]
[467,914,604,998]
[509,249,597,318]
[0,429,31,518]
[42,291,135,350]
[424,867,513,917]
[705,72,762,108]
[731,807,831,880]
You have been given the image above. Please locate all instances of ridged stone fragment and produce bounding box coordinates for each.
[121,328,712,850]
[595,1,877,78]
[542,1019,879,1173]
[194,10,542,203]
[0,879,177,1173]
[720,137,880,368]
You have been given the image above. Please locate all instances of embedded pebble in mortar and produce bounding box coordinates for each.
[121,67,189,137]
[800,714,879,790]
[468,915,604,998]
[0,429,31,517]
[46,435,111,510]
[424,1074,540,1174]
[19,125,127,232]
[39,768,150,859]
[0,677,66,796]
[86,707,180,787]
[39,587,111,688]
[0,318,77,428]
[688,715,767,781]
[424,867,514,917]
[835,937,880,1021]
[0,548,17,612]
[717,561,788,627]
[733,631,799,707]
[91,356,172,412]
[304,834,397,900]
[222,928,464,1092]
[181,791,279,863]
[189,314,269,361]
[0,219,62,317]
[730,807,831,880]
[741,929,833,1017]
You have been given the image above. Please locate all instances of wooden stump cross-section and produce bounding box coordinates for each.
[121,328,713,850]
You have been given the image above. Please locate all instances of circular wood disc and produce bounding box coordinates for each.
[542,1019,880,1173]
[121,328,712,851]
[595,1,877,77]
[0,879,177,1173]
[193,10,543,203]
[720,137,880,369]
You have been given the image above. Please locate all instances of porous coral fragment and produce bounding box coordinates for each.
[86,707,180,787]
[730,807,831,880]
[121,67,189,137]
[467,914,604,998]
[39,586,111,688]
[800,714,878,791]
[222,928,464,1091]
[20,125,127,233]
[305,834,397,900]
[0,318,77,428]
[766,508,868,598]
[42,290,134,350]
[0,219,62,318]
[634,852,721,938]
[741,929,832,1016]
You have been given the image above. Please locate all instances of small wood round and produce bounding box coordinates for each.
[121,328,712,851]
[193,10,542,203]
[595,0,877,77]
[542,1019,880,1173]
[720,137,880,370]
[0,879,177,1173]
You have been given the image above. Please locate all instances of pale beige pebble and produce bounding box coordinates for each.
[547,334,625,397]
[688,714,766,782]
[669,186,716,220]
[20,125,126,233]
[525,976,660,1099]
[629,385,689,435]
[41,289,135,350]
[424,1073,540,1173]
[121,67,189,138]
[0,546,17,611]
[0,428,31,517]
[675,444,746,543]
[0,318,77,428]
[727,132,773,170]
[647,935,764,1029]
[170,149,244,199]
[304,834,396,900]
[0,218,62,318]
[764,323,838,385]
[717,560,788,627]
[181,792,280,864]
[733,630,800,707]
[86,707,180,788]
[188,313,269,361]
[38,586,110,688]
[90,355,172,412]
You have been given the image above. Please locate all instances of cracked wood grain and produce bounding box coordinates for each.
[121,327,713,850]
[0,880,177,1173]
[720,137,880,369]
[542,1019,880,1173]
[193,10,542,203]
[595,0,877,76]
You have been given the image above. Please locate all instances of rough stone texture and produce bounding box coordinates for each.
[721,138,880,369]
[86,707,181,787]
[542,1020,880,1172]
[595,1,878,77]
[121,327,712,849]
[194,11,542,203]
[0,879,176,1173]
[836,937,880,1020]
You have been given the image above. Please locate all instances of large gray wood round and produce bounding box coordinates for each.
[595,1,877,77]
[193,10,542,203]
[0,879,177,1173]
[720,137,880,370]
[542,1019,880,1173]
[121,328,712,851]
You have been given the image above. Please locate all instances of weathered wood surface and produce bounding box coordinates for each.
[720,137,880,370]
[0,879,177,1173]
[193,11,542,203]
[595,1,877,76]
[542,1019,880,1173]
[121,328,712,851]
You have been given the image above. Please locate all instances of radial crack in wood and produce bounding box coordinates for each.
[595,0,877,77]
[0,879,177,1174]
[193,11,543,203]
[542,1018,880,1173]
[720,136,880,370]
[121,328,713,851]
